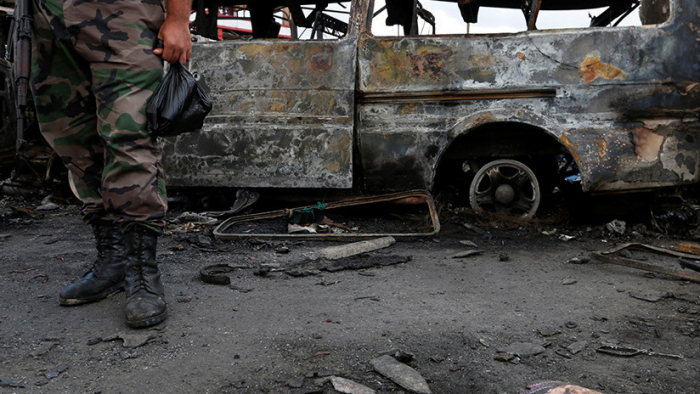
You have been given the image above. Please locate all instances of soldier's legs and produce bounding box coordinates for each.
[64,0,169,327]
[32,0,106,220]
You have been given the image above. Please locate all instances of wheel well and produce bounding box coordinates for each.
[434,122,578,201]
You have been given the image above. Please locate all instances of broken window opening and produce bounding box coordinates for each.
[190,1,351,42]
[370,0,668,37]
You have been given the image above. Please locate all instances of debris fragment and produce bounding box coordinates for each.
[494,352,516,362]
[562,278,577,285]
[451,250,483,259]
[567,341,588,355]
[285,376,305,388]
[629,292,667,303]
[566,257,589,264]
[678,242,700,255]
[521,381,603,394]
[459,240,478,248]
[30,341,57,358]
[200,264,248,285]
[45,363,69,379]
[370,355,432,394]
[596,344,683,359]
[311,350,331,358]
[537,328,561,337]
[605,220,626,235]
[104,332,154,348]
[499,253,510,262]
[305,236,396,260]
[330,376,376,394]
[558,234,575,241]
[0,380,24,388]
[502,343,545,357]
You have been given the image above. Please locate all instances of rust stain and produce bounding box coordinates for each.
[238,45,273,58]
[324,161,341,172]
[407,49,453,79]
[579,51,627,82]
[632,127,664,161]
[270,104,284,111]
[558,134,582,164]
[309,44,334,73]
[398,103,419,114]
[590,137,607,157]
[517,52,526,60]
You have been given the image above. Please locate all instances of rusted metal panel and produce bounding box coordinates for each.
[161,34,358,188]
[356,0,700,192]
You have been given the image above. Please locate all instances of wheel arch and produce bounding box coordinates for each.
[433,110,584,197]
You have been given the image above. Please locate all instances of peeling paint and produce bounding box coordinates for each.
[162,0,700,197]
[579,51,628,82]
[633,127,665,161]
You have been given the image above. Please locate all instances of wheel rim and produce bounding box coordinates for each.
[469,159,541,220]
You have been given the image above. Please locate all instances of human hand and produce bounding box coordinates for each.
[154,17,192,64]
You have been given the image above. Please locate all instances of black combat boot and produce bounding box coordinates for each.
[123,227,167,328]
[59,221,127,305]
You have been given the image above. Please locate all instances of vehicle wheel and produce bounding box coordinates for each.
[469,159,541,221]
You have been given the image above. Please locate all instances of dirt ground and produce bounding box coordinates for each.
[1,189,699,394]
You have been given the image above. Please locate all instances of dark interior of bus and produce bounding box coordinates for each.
[189,0,661,40]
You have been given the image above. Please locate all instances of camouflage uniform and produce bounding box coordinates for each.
[31,0,168,231]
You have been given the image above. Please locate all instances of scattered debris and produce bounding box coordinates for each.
[200,264,249,285]
[566,341,588,355]
[311,350,331,358]
[494,352,517,362]
[104,332,155,348]
[591,243,700,283]
[86,337,102,346]
[284,376,305,388]
[596,344,683,359]
[0,380,24,388]
[562,278,577,285]
[463,223,486,235]
[330,376,376,394]
[566,257,589,264]
[605,220,626,235]
[45,363,69,380]
[521,381,603,394]
[451,249,484,259]
[370,355,432,394]
[378,349,415,363]
[501,342,545,357]
[499,253,510,262]
[30,341,58,358]
[537,328,561,337]
[678,242,700,255]
[629,292,668,303]
[558,234,575,241]
[306,236,396,261]
[200,189,260,218]
[214,190,440,240]
[459,240,478,248]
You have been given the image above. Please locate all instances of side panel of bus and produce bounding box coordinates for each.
[356,0,700,193]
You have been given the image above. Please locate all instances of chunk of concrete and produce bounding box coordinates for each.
[370,355,432,394]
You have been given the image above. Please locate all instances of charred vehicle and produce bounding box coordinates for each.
[3,0,698,220]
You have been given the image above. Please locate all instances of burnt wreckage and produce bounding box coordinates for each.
[1,0,698,221]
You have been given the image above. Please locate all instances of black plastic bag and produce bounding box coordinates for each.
[146,62,212,137]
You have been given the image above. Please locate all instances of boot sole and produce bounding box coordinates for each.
[126,310,168,328]
[59,283,124,306]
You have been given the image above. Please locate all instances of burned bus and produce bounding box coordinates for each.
[3,0,698,220]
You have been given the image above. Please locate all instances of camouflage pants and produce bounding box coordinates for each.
[31,0,168,230]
